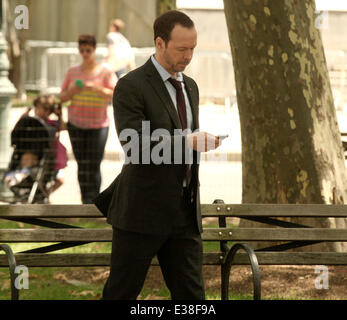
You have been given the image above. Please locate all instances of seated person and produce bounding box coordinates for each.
[4,152,39,188]
[31,95,68,194]
[7,95,68,195]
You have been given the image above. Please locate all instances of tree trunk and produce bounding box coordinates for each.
[223,0,347,251]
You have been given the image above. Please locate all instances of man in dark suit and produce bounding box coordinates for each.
[95,10,222,300]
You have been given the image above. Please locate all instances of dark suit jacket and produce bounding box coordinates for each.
[94,58,202,235]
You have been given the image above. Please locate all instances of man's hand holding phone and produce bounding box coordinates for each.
[187,132,228,152]
[217,134,229,141]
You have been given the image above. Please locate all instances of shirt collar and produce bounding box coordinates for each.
[151,55,183,82]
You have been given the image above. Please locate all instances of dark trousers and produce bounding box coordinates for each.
[67,122,109,204]
[102,191,205,300]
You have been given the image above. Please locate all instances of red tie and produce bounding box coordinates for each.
[167,78,188,130]
[168,78,191,187]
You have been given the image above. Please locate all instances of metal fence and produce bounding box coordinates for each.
[22,40,236,104]
[21,41,347,109]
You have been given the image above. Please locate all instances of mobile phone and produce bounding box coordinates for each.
[217,135,229,141]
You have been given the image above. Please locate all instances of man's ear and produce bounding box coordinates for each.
[155,37,165,51]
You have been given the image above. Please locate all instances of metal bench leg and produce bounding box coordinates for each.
[221,243,261,300]
[0,244,19,300]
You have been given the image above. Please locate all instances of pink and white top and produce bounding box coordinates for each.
[61,63,117,129]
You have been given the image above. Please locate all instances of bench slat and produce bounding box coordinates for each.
[202,228,347,241]
[2,204,347,218]
[201,203,347,217]
[1,228,347,242]
[0,205,102,218]
[0,253,223,267]
[0,228,112,242]
[1,252,347,267]
[248,252,347,265]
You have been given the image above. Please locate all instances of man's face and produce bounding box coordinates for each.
[156,24,197,76]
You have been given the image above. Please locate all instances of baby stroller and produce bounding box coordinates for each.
[2,116,57,204]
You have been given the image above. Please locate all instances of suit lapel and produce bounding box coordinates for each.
[145,59,182,130]
[183,75,199,131]
[183,75,200,183]
[144,58,199,131]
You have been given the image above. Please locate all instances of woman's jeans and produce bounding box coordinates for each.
[67,122,109,204]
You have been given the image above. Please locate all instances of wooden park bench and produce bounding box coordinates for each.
[1,202,347,300]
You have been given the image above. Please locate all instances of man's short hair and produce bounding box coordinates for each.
[153,10,194,45]
[78,34,97,48]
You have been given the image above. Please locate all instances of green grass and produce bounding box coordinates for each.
[0,267,104,300]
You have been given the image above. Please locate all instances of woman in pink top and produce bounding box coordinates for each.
[60,34,117,204]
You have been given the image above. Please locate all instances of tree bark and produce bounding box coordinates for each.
[223,0,347,251]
